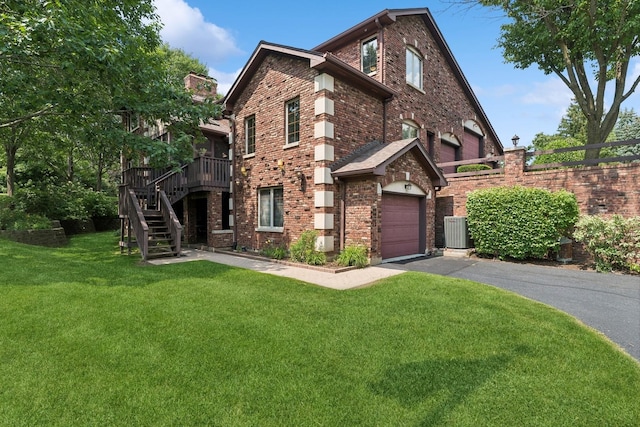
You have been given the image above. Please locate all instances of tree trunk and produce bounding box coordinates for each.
[584,120,603,160]
[67,150,74,182]
[6,143,17,197]
[4,125,22,197]
[96,152,104,192]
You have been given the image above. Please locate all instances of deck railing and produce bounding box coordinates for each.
[437,156,505,178]
[122,156,231,204]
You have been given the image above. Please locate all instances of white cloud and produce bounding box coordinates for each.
[154,0,242,66]
[521,77,573,107]
[209,67,241,96]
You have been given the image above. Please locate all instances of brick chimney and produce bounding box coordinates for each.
[184,72,217,98]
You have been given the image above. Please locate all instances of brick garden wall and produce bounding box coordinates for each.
[435,147,640,249]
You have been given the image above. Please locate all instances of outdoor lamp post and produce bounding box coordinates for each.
[511,134,520,147]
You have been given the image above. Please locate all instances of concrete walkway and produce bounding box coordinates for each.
[147,248,404,290]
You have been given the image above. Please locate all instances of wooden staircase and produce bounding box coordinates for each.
[143,210,180,259]
[119,155,230,260]
[119,187,183,261]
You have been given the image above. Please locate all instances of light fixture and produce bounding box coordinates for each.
[405,183,412,191]
[277,159,285,175]
[240,166,248,176]
[511,134,520,147]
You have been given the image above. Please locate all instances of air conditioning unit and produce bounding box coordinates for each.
[444,216,471,249]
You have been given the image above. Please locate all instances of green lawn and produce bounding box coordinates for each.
[1,233,639,426]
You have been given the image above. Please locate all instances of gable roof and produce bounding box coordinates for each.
[223,41,395,112]
[332,138,448,187]
[314,8,503,151]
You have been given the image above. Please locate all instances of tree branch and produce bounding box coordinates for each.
[0,105,57,129]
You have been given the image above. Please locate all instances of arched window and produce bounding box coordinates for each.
[402,120,420,139]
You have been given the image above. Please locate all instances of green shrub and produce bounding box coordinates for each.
[260,239,287,260]
[456,164,492,173]
[573,215,640,273]
[466,186,579,260]
[289,230,326,265]
[13,183,117,220]
[335,245,369,268]
[81,191,118,218]
[0,208,51,231]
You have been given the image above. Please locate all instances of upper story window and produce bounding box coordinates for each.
[402,121,420,139]
[406,46,423,90]
[286,97,300,145]
[362,37,378,74]
[126,112,140,132]
[245,115,256,155]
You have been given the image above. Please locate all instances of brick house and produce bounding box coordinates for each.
[222,8,503,263]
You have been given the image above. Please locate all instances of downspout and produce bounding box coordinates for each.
[383,99,389,143]
[227,113,238,250]
[375,17,390,144]
[339,178,346,251]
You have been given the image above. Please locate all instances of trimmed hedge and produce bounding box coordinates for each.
[467,186,579,260]
[456,164,492,173]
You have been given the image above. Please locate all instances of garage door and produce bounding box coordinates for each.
[381,194,421,259]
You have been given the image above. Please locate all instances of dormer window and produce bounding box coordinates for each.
[362,37,378,74]
[406,46,423,90]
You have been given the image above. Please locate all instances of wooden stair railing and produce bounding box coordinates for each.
[120,186,182,260]
[124,188,149,260]
[154,165,188,205]
[158,190,182,256]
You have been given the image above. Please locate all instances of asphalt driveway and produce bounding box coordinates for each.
[387,256,640,362]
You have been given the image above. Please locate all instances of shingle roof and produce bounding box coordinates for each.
[332,138,447,187]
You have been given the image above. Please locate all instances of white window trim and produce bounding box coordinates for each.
[406,46,424,91]
[257,187,284,232]
[361,36,378,75]
[245,115,256,155]
[285,98,300,145]
[282,141,300,150]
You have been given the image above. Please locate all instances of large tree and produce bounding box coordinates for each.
[475,0,640,159]
[0,1,219,195]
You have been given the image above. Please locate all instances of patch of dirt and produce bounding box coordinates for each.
[467,251,594,270]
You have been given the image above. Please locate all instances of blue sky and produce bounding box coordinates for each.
[153,0,640,148]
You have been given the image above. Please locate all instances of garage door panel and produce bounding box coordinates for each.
[381,194,421,259]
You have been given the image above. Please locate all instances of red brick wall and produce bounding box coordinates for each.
[207,191,234,248]
[232,55,329,251]
[328,15,501,159]
[331,79,385,160]
[436,147,640,251]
